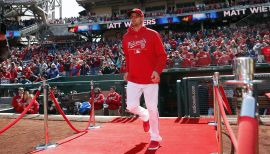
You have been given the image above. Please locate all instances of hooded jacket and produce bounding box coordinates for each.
[122,26,167,84]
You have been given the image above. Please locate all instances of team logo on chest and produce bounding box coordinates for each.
[128,39,146,49]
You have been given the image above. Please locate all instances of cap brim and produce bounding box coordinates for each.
[127,10,142,17]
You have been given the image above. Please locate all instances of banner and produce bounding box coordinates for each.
[68,4,269,32]
[69,11,218,32]
[223,5,270,17]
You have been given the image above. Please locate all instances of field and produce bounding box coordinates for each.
[0,118,269,154]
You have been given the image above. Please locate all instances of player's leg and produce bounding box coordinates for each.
[126,82,148,121]
[143,84,162,142]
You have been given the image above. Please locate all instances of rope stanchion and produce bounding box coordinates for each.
[213,72,223,154]
[223,57,259,153]
[36,81,58,150]
[0,89,41,135]
[214,86,238,152]
[49,91,91,133]
[88,80,100,129]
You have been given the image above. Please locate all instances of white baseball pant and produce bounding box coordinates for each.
[126,81,162,141]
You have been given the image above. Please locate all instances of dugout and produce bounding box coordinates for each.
[159,64,270,117]
[175,73,270,117]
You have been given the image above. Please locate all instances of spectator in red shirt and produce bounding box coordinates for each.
[0,66,11,83]
[9,62,18,83]
[93,87,105,115]
[12,87,25,113]
[195,49,211,67]
[22,66,32,79]
[212,48,223,65]
[105,86,122,116]
[217,52,231,66]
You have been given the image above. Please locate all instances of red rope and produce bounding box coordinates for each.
[214,86,238,151]
[219,86,232,114]
[49,91,92,133]
[0,90,41,135]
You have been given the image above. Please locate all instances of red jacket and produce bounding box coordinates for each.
[12,95,24,113]
[212,50,223,65]
[218,54,230,66]
[94,93,105,110]
[122,26,167,84]
[181,58,192,68]
[105,92,121,110]
[196,51,211,67]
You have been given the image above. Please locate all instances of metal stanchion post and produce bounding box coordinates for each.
[88,80,100,129]
[208,74,218,126]
[214,72,223,154]
[36,81,57,150]
[224,57,260,154]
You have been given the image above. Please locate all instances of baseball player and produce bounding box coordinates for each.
[122,8,167,150]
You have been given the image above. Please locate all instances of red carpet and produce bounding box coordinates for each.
[34,117,218,154]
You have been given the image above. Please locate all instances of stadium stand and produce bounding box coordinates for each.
[0,0,270,116]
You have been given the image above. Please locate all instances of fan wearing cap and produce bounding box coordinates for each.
[122,8,167,150]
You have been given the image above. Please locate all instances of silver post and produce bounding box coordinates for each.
[88,80,100,129]
[36,81,57,150]
[224,57,259,153]
[43,80,49,145]
[213,72,223,153]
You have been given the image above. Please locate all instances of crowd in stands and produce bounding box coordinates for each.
[0,23,269,85]
[48,0,270,24]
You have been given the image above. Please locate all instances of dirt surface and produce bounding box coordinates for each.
[0,119,89,154]
[0,118,269,154]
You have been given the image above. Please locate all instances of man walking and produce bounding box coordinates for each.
[122,8,167,150]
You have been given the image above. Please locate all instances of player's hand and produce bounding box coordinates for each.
[124,72,128,81]
[151,71,160,83]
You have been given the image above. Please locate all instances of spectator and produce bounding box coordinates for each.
[196,49,211,67]
[105,86,122,116]
[212,48,223,65]
[12,87,25,113]
[9,62,18,83]
[1,66,11,81]
[93,87,105,115]
[22,90,39,114]
[48,86,60,114]
[63,56,72,76]
[217,52,231,66]
[47,63,60,79]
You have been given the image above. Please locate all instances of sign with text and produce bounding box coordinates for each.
[69,12,218,32]
[223,5,270,17]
